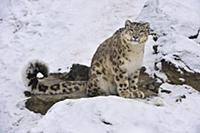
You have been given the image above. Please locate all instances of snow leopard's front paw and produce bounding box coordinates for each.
[131,90,145,99]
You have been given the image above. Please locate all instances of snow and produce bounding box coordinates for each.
[30,84,200,133]
[138,0,200,73]
[0,0,200,133]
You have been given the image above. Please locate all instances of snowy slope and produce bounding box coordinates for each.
[0,0,200,133]
[30,85,200,133]
[137,0,200,74]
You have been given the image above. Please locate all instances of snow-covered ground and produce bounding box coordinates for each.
[0,0,200,133]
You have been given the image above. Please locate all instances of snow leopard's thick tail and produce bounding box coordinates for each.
[22,60,49,91]
[22,60,88,100]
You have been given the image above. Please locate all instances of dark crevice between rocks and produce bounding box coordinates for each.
[101,119,113,126]
[0,18,3,23]
[175,95,186,103]
[150,31,160,55]
[25,64,161,115]
[153,45,159,54]
[188,29,200,39]
[160,89,171,94]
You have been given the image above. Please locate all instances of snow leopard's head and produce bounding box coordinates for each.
[121,20,150,45]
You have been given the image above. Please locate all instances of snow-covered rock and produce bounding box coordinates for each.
[30,85,200,133]
[138,0,200,90]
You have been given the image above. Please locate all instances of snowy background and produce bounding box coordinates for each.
[0,0,200,133]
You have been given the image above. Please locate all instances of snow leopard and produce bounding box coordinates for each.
[22,20,150,99]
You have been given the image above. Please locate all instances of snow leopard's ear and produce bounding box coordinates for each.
[142,22,150,34]
[125,20,132,27]
[143,22,150,30]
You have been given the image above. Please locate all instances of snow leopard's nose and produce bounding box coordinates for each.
[132,36,139,41]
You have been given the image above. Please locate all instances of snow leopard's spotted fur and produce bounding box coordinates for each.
[22,20,150,98]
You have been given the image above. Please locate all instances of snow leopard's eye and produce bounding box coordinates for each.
[129,29,134,33]
[139,31,145,35]
[131,29,134,31]
[140,30,144,33]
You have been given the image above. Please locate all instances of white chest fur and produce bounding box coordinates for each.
[122,44,145,76]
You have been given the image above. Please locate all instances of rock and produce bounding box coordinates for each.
[27,56,200,115]
[138,66,161,97]
[65,64,90,81]
[25,64,89,114]
[161,59,200,91]
[25,96,59,115]
[25,64,161,114]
